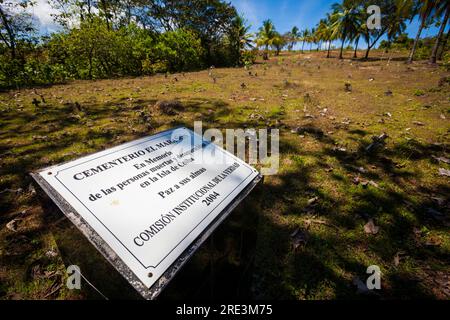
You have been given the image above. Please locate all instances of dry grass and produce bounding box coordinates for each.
[0,49,449,299]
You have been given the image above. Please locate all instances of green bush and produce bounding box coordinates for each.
[242,49,258,66]
[443,52,450,71]
[154,29,205,72]
[414,46,432,60]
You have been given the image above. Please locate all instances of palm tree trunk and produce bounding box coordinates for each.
[430,7,450,64]
[365,47,371,59]
[385,40,391,53]
[327,40,331,58]
[339,38,345,59]
[301,40,305,53]
[408,20,425,64]
[353,38,359,58]
[263,44,269,60]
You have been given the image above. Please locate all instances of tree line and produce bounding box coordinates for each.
[0,0,448,89]
[255,0,449,63]
[0,0,254,88]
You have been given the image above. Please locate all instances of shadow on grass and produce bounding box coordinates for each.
[251,127,447,299]
[0,96,448,299]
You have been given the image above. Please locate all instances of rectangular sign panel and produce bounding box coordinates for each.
[32,127,260,298]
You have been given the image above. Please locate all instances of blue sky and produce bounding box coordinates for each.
[30,0,444,48]
[230,0,443,48]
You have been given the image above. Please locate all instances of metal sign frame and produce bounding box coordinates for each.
[31,128,262,300]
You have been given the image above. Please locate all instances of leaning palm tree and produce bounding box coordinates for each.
[408,0,437,63]
[430,0,450,64]
[257,19,277,60]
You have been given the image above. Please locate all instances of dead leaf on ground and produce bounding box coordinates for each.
[431,196,446,207]
[364,219,380,235]
[307,197,319,206]
[432,156,450,164]
[393,251,406,267]
[438,168,450,177]
[6,218,21,232]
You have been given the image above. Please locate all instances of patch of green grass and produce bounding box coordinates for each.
[413,89,425,96]
[1,50,449,300]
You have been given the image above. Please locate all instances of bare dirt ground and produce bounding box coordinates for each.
[0,49,449,299]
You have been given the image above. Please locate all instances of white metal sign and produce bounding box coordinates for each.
[32,127,260,298]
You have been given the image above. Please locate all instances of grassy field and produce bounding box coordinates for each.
[0,49,449,300]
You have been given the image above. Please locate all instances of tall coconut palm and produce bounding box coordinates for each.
[257,19,277,60]
[236,15,254,50]
[300,29,309,53]
[316,15,336,58]
[230,15,254,65]
[287,26,300,51]
[315,19,327,48]
[314,23,323,51]
[348,5,364,58]
[273,32,287,55]
[330,2,360,59]
[384,1,409,54]
[408,0,437,63]
[309,27,316,51]
[430,0,450,64]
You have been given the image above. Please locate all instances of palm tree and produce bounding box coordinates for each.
[273,32,287,55]
[230,15,254,65]
[287,26,300,51]
[309,27,316,51]
[408,0,437,63]
[314,23,323,51]
[236,15,254,50]
[330,2,360,59]
[430,0,450,64]
[348,5,364,58]
[316,16,336,58]
[301,29,309,53]
[257,19,277,60]
[383,2,409,54]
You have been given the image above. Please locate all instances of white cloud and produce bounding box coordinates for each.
[231,0,266,31]
[32,0,56,26]
[32,0,62,33]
